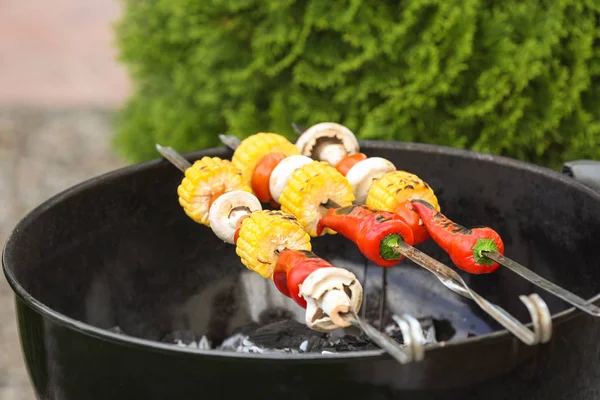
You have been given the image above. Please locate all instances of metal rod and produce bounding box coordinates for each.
[483,251,600,317]
[361,257,369,319]
[291,122,305,135]
[155,144,192,172]
[155,142,425,364]
[378,268,387,331]
[391,241,552,345]
[219,134,241,150]
[218,134,242,151]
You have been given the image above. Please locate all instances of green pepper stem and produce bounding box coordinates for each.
[380,234,404,260]
[472,238,499,265]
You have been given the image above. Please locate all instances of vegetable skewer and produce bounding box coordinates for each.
[290,122,600,318]
[155,144,426,364]
[210,139,552,345]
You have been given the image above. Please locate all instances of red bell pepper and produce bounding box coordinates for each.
[393,201,431,245]
[316,204,415,267]
[273,249,335,308]
[410,199,504,274]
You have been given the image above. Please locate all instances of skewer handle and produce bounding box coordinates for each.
[349,312,425,364]
[392,242,552,345]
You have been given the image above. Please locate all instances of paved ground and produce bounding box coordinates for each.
[0,0,129,107]
[0,1,129,399]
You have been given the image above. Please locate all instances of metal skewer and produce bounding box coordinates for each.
[216,134,552,345]
[155,143,426,365]
[482,251,600,317]
[291,122,306,135]
[289,123,600,319]
[391,241,552,345]
[156,144,191,172]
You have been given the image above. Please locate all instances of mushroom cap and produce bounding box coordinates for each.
[295,122,360,163]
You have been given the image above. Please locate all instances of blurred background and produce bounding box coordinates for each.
[1,0,598,398]
[0,1,127,398]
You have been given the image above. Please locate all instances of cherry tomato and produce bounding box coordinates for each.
[335,153,367,176]
[251,152,286,202]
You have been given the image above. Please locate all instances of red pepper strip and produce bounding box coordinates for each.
[410,199,505,274]
[335,153,367,176]
[393,201,431,245]
[273,249,335,308]
[251,152,286,203]
[316,205,415,267]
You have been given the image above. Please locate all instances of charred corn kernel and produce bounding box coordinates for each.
[231,133,300,187]
[366,170,440,213]
[177,157,251,226]
[235,210,311,278]
[279,161,355,237]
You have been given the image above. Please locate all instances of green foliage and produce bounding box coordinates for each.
[114,0,600,168]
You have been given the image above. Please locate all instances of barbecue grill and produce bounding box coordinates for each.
[3,141,600,400]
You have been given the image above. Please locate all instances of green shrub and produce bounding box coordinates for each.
[114,0,599,168]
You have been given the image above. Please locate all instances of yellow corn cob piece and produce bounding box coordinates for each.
[177,156,251,225]
[365,170,440,213]
[235,210,311,278]
[279,161,355,237]
[231,133,300,187]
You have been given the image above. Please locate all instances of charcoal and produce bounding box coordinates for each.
[152,307,464,355]
[248,319,327,349]
[326,335,379,352]
[231,322,261,336]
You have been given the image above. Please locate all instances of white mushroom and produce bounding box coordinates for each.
[295,122,360,167]
[208,191,262,244]
[346,157,397,204]
[299,267,363,332]
[268,155,313,203]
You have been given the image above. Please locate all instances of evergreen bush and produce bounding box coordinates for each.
[114,0,599,168]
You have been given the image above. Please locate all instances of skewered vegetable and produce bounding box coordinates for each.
[279,160,355,236]
[295,122,360,166]
[365,170,440,213]
[410,200,504,274]
[251,152,287,204]
[231,133,299,187]
[393,201,431,245]
[346,157,397,204]
[208,190,262,244]
[269,155,313,204]
[335,153,367,176]
[159,138,557,351]
[235,209,312,279]
[317,205,415,266]
[178,156,250,225]
[274,249,363,331]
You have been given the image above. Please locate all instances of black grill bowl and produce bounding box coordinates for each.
[3,141,600,400]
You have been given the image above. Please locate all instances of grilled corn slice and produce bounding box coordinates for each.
[279,161,355,236]
[365,170,440,212]
[235,210,311,278]
[178,157,251,225]
[231,133,300,187]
